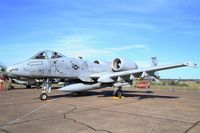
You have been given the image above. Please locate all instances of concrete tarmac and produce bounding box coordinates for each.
[0,87,200,133]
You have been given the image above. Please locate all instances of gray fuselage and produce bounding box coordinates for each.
[7,57,112,81]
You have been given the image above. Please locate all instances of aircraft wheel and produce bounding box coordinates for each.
[11,86,14,89]
[117,90,123,98]
[26,85,31,88]
[36,83,41,89]
[113,89,123,98]
[40,93,48,101]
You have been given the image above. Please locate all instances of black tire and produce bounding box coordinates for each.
[8,85,14,90]
[11,86,14,89]
[117,90,123,98]
[113,89,123,98]
[26,85,31,88]
[35,84,41,89]
[40,93,48,101]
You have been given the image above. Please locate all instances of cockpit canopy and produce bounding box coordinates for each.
[30,50,66,60]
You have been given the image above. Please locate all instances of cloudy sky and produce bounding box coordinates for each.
[0,0,199,79]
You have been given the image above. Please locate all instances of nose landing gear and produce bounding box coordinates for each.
[40,79,52,101]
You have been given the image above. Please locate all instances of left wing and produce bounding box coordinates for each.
[90,62,197,83]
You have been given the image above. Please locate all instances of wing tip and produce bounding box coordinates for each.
[184,62,198,68]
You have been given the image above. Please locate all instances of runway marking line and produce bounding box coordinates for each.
[2,104,48,129]
[9,104,48,125]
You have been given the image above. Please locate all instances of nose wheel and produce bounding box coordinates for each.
[40,93,48,100]
[40,79,51,101]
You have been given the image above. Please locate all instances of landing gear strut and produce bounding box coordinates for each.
[113,87,123,98]
[40,79,52,101]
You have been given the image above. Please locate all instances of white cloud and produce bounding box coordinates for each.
[105,44,150,51]
[48,35,109,58]
[48,35,151,60]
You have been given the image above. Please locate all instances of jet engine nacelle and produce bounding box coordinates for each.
[112,58,138,71]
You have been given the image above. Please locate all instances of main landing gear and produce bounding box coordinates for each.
[40,79,52,101]
[113,87,123,98]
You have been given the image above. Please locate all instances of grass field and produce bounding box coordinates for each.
[150,81,200,91]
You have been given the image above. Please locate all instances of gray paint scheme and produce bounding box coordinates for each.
[5,50,197,99]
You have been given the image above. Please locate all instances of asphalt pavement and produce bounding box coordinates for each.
[0,87,200,133]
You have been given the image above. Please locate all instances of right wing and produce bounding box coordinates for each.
[90,62,197,83]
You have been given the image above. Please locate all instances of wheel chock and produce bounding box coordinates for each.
[112,96,125,100]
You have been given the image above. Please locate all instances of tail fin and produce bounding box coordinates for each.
[0,63,7,71]
[151,57,158,67]
[0,63,8,80]
[151,57,160,78]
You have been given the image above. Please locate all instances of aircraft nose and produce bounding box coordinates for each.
[6,65,18,74]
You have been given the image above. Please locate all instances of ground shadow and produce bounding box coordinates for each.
[47,90,178,100]
[98,90,178,99]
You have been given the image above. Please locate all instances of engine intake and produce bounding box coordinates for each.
[112,58,138,71]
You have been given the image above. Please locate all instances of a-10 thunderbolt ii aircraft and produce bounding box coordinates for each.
[6,50,197,100]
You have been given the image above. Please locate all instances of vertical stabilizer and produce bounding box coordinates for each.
[151,57,158,67]
[151,57,159,78]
